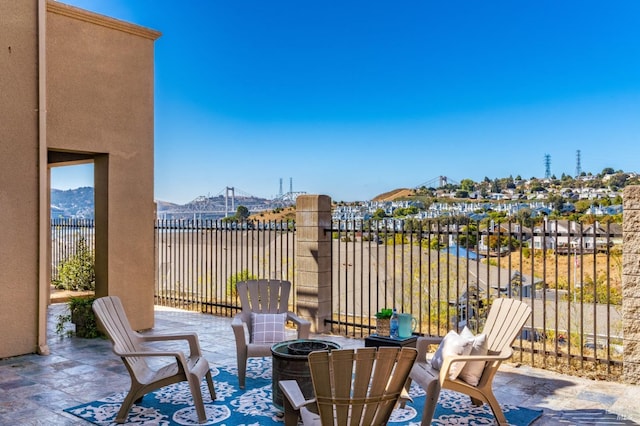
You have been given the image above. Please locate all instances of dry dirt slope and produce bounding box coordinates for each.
[249,206,296,221]
[372,188,414,202]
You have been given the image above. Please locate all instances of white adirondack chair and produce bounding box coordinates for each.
[409,297,532,425]
[279,347,417,426]
[92,296,215,424]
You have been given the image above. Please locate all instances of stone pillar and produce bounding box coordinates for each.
[296,195,332,333]
[623,185,640,384]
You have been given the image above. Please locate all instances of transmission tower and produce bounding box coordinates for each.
[576,150,582,177]
[544,154,551,179]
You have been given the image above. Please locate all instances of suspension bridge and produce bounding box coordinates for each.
[158,184,306,220]
[415,176,460,189]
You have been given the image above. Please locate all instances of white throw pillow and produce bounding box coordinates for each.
[251,312,287,344]
[430,330,473,380]
[458,326,489,386]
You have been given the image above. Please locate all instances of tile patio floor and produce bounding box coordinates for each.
[1,303,639,425]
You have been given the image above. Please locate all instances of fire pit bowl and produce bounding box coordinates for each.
[272,339,341,410]
[287,340,329,356]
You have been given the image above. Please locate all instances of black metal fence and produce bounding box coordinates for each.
[328,218,623,379]
[50,218,95,283]
[49,216,623,379]
[154,219,296,316]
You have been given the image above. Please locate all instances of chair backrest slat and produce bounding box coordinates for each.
[483,298,532,354]
[309,347,417,426]
[472,298,532,387]
[350,349,375,424]
[310,353,334,423]
[93,296,146,371]
[238,279,291,314]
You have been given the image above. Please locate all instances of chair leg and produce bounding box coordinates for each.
[420,378,441,426]
[115,390,139,424]
[484,391,508,425]
[470,396,483,406]
[237,353,247,389]
[205,370,216,400]
[399,378,413,408]
[188,376,208,423]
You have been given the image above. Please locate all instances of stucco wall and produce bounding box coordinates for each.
[0,1,40,358]
[1,0,160,358]
[46,2,160,330]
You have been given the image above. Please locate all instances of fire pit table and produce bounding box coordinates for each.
[271,339,341,410]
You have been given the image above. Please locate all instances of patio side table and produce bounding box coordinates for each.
[364,334,418,348]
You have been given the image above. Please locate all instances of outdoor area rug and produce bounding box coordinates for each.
[64,357,542,425]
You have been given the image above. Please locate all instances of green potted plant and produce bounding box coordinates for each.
[56,296,100,338]
[375,308,393,337]
[54,237,95,291]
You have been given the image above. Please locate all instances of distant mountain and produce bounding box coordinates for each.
[156,194,279,220]
[50,188,289,220]
[51,187,94,219]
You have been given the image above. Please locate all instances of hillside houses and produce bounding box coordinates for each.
[331,199,614,224]
[474,219,621,255]
[586,204,623,216]
[431,176,626,202]
[332,200,559,223]
[477,221,533,256]
[332,201,622,256]
[531,219,622,254]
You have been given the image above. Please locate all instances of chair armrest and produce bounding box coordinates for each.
[280,380,315,426]
[116,348,188,365]
[231,314,248,347]
[286,312,311,339]
[279,380,315,411]
[408,362,441,397]
[140,332,203,357]
[415,335,444,361]
[118,350,184,358]
[438,348,513,384]
[442,348,513,366]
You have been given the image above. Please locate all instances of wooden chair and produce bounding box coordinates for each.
[92,296,215,424]
[409,297,532,425]
[231,279,311,388]
[279,347,418,426]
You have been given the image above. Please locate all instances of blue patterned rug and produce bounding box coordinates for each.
[65,357,542,425]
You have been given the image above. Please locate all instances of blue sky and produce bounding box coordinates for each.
[52,0,640,203]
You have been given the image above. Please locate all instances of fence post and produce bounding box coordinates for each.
[296,195,332,333]
[623,185,640,384]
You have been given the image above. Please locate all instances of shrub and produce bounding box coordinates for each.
[226,270,258,297]
[57,237,95,291]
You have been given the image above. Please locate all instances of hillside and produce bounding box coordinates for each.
[51,187,94,218]
[249,206,296,221]
[372,188,414,202]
